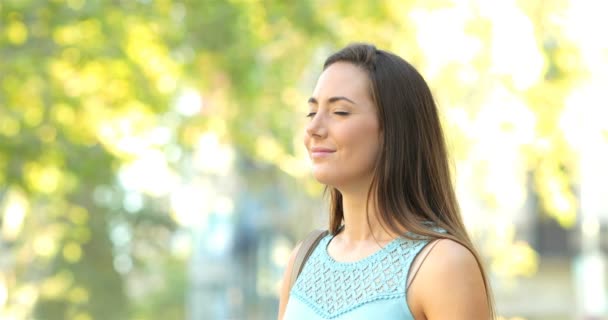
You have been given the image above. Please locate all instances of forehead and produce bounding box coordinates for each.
[312,62,372,103]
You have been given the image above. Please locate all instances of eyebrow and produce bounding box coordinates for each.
[307,96,357,105]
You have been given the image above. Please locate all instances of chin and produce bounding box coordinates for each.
[311,173,330,185]
[311,169,345,188]
[311,169,335,186]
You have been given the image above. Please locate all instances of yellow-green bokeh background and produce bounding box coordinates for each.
[1,0,607,319]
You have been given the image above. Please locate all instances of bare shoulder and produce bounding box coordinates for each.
[277,242,302,320]
[286,242,302,273]
[281,242,302,293]
[424,238,481,275]
[413,239,490,320]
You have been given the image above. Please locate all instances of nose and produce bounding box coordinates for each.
[305,112,327,138]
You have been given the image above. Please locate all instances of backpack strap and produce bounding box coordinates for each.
[289,229,329,291]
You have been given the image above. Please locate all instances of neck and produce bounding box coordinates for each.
[338,186,396,242]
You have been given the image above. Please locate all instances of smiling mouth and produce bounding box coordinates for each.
[310,150,335,158]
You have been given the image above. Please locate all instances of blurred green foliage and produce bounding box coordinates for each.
[0,0,592,319]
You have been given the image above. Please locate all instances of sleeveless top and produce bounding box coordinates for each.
[283,228,445,320]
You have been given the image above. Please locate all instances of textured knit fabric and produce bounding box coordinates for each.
[283,228,445,320]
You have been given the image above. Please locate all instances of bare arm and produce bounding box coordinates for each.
[409,239,490,320]
[277,243,301,320]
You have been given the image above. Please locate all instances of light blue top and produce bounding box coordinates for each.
[283,229,443,320]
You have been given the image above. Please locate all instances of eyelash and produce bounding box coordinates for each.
[306,112,349,118]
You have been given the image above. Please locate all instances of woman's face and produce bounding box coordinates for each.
[304,62,381,191]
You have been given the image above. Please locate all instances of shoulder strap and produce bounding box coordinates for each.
[289,229,328,291]
[406,239,443,290]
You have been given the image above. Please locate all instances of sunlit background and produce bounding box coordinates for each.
[1,0,607,319]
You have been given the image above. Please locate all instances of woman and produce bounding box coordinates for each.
[278,43,494,320]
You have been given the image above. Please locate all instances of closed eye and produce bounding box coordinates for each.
[306,111,348,118]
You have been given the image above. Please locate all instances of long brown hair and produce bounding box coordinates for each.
[322,43,495,318]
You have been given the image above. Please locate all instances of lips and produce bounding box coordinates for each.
[311,147,335,153]
[310,147,335,158]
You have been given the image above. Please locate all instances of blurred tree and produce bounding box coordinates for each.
[0,0,592,319]
[0,0,327,319]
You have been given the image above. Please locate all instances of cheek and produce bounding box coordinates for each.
[362,140,380,164]
[362,129,381,163]
[346,122,379,152]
